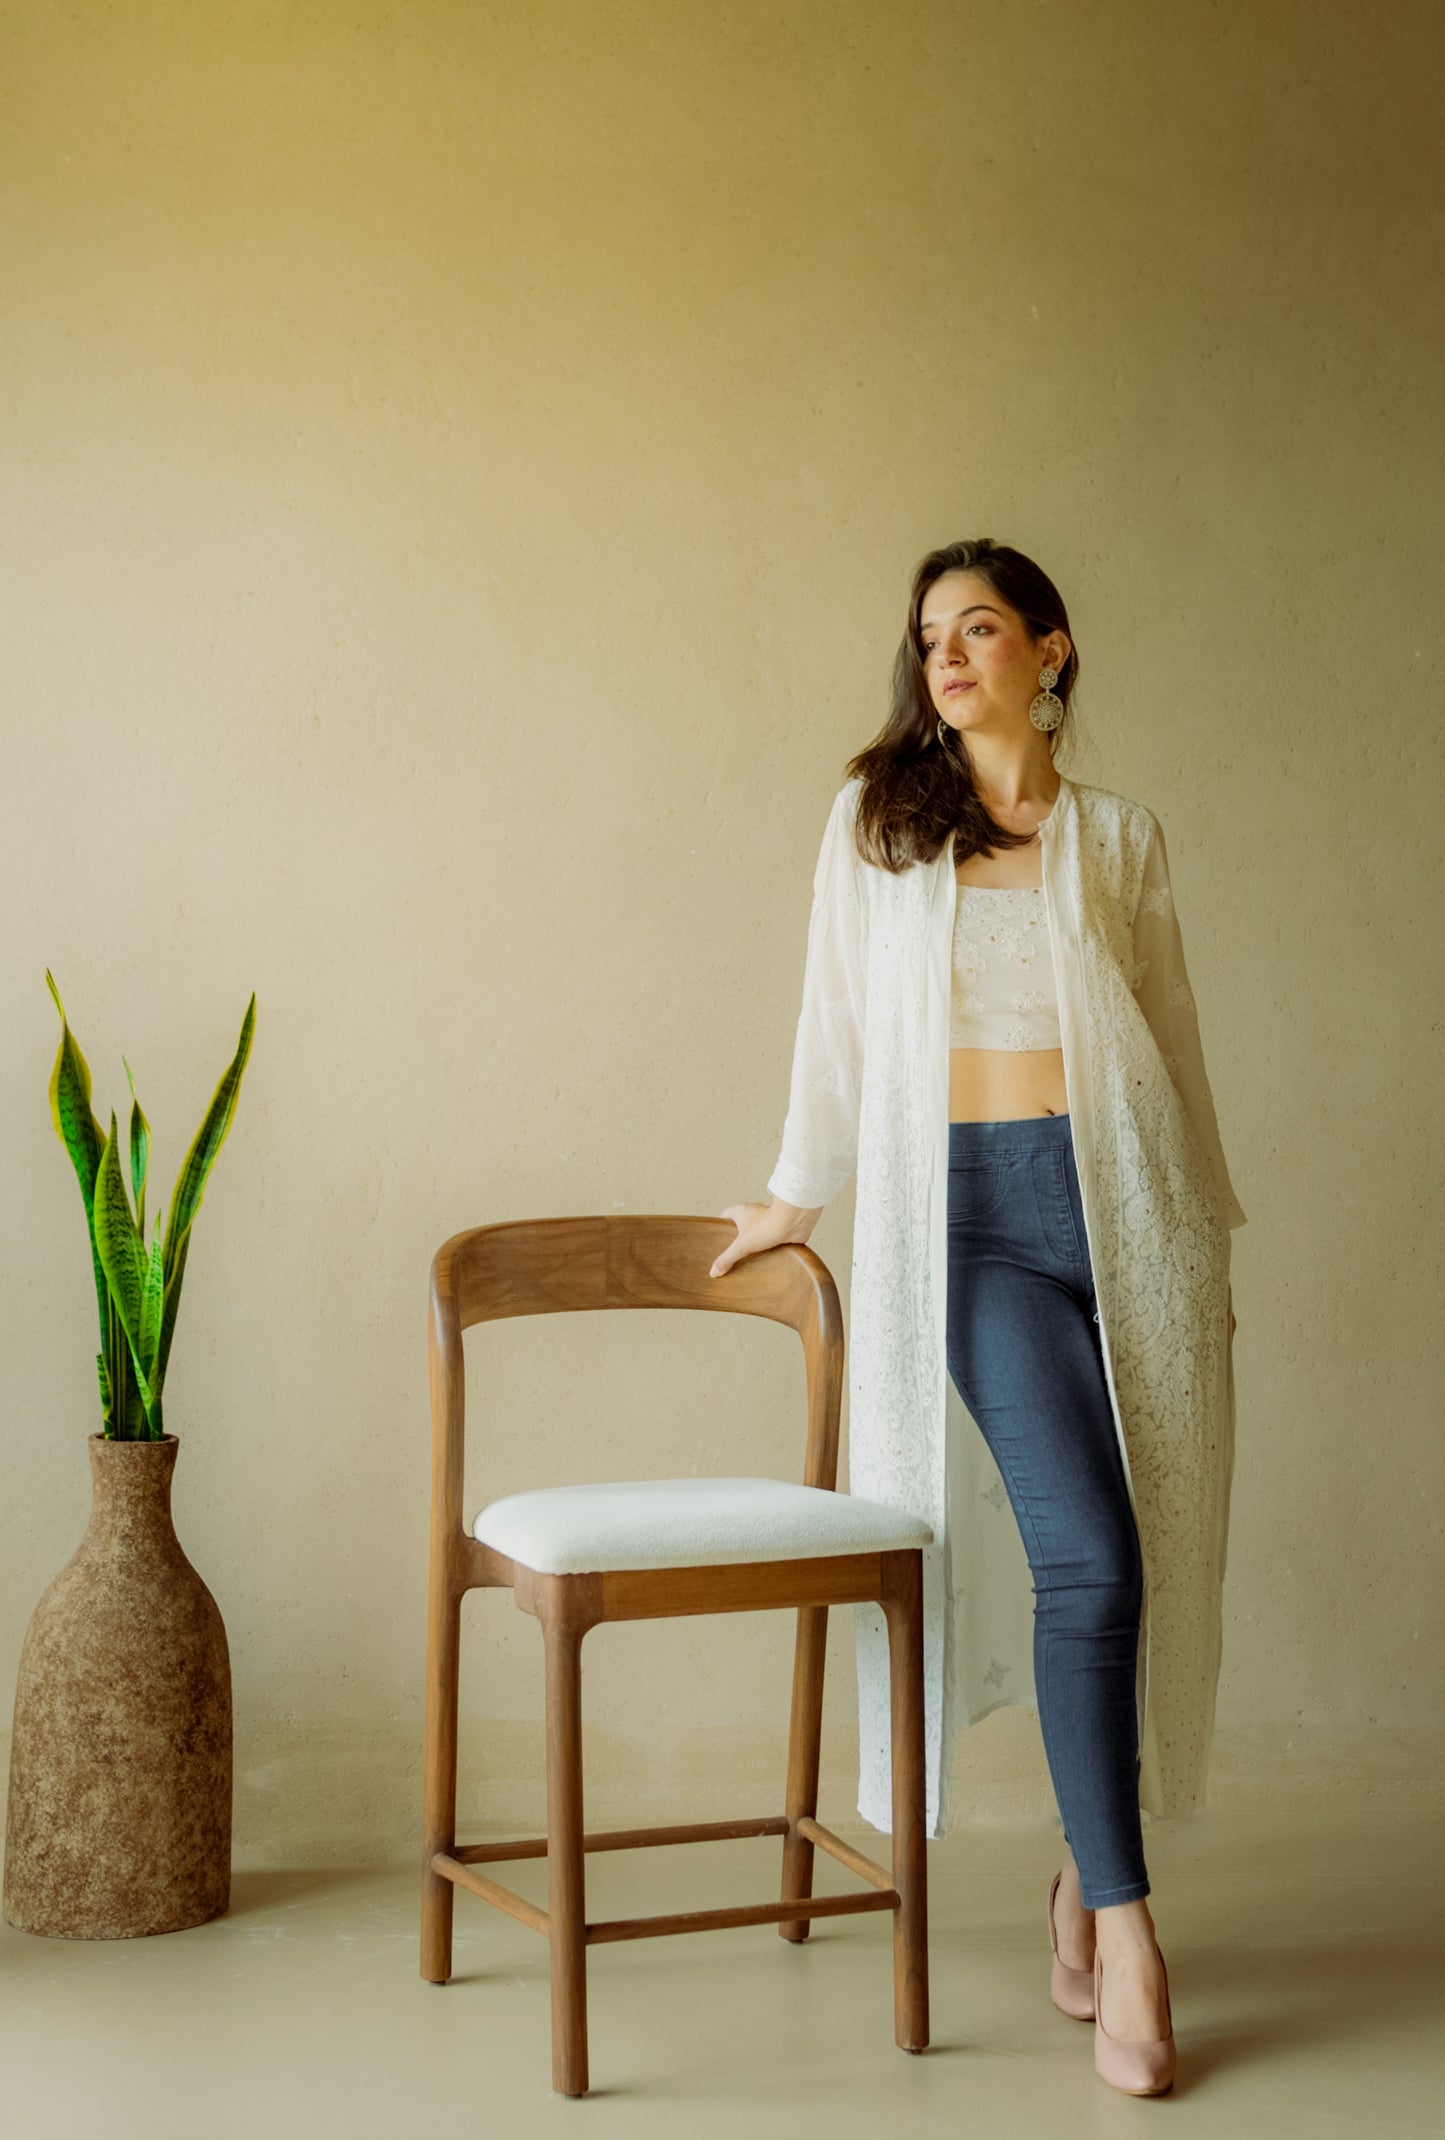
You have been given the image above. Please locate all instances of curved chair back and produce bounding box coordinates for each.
[428,1215,846,1550]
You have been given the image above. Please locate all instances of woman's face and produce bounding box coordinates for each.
[918,569,1070,736]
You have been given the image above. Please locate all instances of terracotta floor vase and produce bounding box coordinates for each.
[4,1433,231,1939]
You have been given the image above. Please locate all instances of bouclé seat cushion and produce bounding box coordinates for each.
[473,1476,933,1576]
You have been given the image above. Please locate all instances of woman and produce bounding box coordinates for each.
[709,538,1246,2097]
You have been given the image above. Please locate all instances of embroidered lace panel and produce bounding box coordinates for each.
[950,885,1062,1050]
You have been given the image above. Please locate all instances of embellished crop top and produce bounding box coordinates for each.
[950,884,1062,1050]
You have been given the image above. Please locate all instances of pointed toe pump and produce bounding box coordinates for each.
[1046,1868,1096,2020]
[1093,1943,1177,2096]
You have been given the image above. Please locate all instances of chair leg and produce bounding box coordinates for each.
[883,1552,929,2052]
[543,1600,590,2098]
[420,1582,462,1984]
[779,1602,828,1942]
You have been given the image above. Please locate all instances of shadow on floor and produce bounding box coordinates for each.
[224,1867,383,1919]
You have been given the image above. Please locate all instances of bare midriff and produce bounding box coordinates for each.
[950,855,1069,1122]
[948,1046,1069,1122]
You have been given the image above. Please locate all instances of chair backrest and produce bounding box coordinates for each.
[428,1216,845,1548]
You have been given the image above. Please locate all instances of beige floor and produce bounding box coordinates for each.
[1,1806,1439,2138]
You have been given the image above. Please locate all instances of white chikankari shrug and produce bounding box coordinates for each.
[766,773,1246,1840]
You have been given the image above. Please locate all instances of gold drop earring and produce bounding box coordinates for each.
[1029,666,1064,732]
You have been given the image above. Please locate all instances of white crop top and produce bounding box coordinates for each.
[950,884,1062,1050]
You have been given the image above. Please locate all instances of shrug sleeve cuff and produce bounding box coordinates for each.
[766,1157,846,1212]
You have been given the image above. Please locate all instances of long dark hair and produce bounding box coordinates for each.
[844,537,1080,872]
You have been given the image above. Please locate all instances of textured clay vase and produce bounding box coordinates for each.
[3,1434,231,1938]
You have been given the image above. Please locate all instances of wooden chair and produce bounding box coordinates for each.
[421,1213,930,2098]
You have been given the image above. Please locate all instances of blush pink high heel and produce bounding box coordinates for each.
[1046,1868,1096,2020]
[1093,1942,1177,2096]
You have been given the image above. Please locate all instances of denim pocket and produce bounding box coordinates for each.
[1052,1144,1104,1295]
[947,1155,1013,1224]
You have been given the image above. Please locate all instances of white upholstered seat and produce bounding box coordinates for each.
[473,1476,933,1576]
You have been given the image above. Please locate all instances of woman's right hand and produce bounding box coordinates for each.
[709,1198,823,1279]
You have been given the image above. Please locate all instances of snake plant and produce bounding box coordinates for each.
[45,973,257,1440]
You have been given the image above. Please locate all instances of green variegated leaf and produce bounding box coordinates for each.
[164,994,256,1284]
[106,1299,128,1440]
[96,1351,111,1420]
[94,1118,158,1432]
[46,975,105,1198]
[46,972,110,1348]
[94,1122,145,1329]
[139,1228,166,1388]
[156,1224,192,1386]
[123,1057,150,1240]
[125,1378,150,1440]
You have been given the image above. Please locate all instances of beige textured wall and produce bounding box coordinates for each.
[3,1,1441,1865]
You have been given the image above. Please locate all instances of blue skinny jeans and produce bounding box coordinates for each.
[946,1111,1150,1908]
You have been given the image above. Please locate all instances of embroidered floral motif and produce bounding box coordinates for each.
[952,886,1057,1050]
[983,923,1030,963]
[1140,884,1172,916]
[954,938,989,983]
[1079,815,1234,1823]
[804,1065,844,1101]
[1131,958,1150,991]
